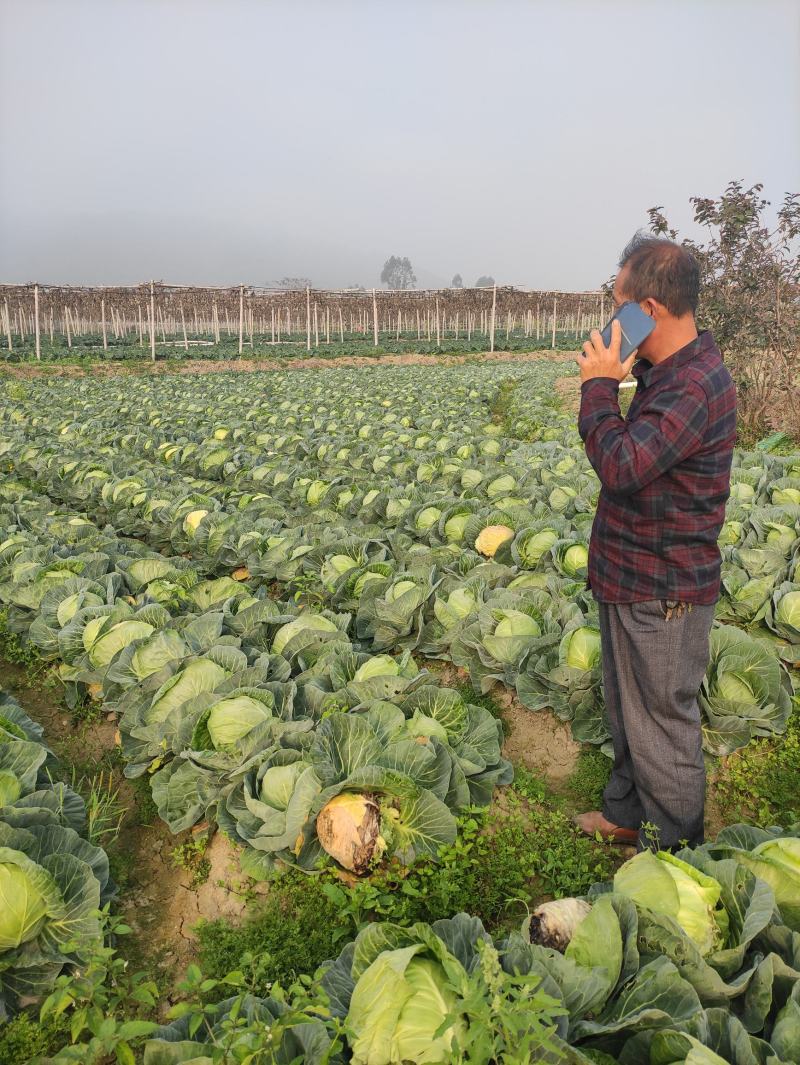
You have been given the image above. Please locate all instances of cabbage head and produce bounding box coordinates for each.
[734,837,800,929]
[516,528,558,568]
[433,588,477,631]
[259,761,309,811]
[483,610,541,663]
[443,512,470,543]
[614,850,726,955]
[206,695,272,749]
[272,613,338,654]
[348,946,464,1065]
[562,626,601,672]
[353,655,401,683]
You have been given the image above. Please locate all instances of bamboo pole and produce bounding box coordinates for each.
[65,306,72,348]
[372,288,378,347]
[306,287,311,351]
[33,285,41,361]
[435,296,441,348]
[238,285,244,355]
[101,297,108,351]
[489,284,497,352]
[149,281,156,362]
[338,306,344,342]
[551,297,557,349]
[180,302,188,350]
[4,299,12,352]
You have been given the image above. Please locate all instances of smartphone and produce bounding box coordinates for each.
[600,301,656,362]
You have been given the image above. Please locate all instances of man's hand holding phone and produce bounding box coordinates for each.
[576,319,636,384]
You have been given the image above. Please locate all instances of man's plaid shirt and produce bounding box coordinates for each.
[578,330,737,604]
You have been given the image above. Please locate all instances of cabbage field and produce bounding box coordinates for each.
[0,358,799,1062]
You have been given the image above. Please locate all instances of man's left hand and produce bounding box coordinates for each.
[575,319,636,384]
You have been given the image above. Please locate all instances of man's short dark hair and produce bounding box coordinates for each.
[618,232,700,317]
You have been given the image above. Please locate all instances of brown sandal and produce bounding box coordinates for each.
[575,811,639,845]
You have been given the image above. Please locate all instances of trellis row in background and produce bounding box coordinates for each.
[0,282,605,361]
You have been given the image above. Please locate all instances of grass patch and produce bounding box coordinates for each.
[128,773,160,828]
[565,748,612,811]
[195,866,346,997]
[712,701,800,828]
[0,1010,70,1065]
[0,609,49,684]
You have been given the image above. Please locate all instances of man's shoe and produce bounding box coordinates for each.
[575,811,639,845]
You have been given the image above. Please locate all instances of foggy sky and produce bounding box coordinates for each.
[1,0,798,291]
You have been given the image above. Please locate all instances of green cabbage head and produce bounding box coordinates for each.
[614,850,726,955]
[348,946,464,1065]
[563,627,601,671]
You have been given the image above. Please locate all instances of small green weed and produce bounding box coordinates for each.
[565,748,612,811]
[0,610,48,682]
[0,1010,70,1065]
[129,773,159,827]
[196,867,346,996]
[713,701,800,828]
[73,768,125,848]
[172,836,212,888]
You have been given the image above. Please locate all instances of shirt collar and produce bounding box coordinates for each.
[632,329,716,387]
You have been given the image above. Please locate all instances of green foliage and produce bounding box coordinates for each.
[196,867,346,995]
[649,182,800,438]
[713,699,800,827]
[73,768,124,848]
[380,255,417,290]
[0,1010,70,1065]
[443,939,565,1065]
[127,773,159,827]
[566,748,612,810]
[37,912,159,1064]
[0,608,47,681]
[171,835,211,887]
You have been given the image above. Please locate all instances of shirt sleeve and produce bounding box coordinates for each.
[578,376,708,495]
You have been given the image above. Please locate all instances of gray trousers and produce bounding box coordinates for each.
[598,599,715,851]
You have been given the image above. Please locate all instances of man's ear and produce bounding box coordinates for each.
[642,297,662,319]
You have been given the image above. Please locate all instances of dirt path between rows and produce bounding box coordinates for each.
[0,658,267,1011]
[1,348,579,379]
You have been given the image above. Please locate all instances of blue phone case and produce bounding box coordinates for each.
[600,301,656,362]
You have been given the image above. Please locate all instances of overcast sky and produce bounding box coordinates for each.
[1,0,797,290]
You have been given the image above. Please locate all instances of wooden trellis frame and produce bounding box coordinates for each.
[0,282,605,361]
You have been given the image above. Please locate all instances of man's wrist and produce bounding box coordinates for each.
[580,376,621,392]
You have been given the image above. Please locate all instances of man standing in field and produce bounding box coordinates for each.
[574,235,736,851]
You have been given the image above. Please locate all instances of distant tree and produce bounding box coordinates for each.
[475,275,495,288]
[644,181,800,438]
[451,274,463,288]
[346,283,366,291]
[380,256,417,290]
[275,277,313,290]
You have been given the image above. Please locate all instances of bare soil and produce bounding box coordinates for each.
[495,687,582,788]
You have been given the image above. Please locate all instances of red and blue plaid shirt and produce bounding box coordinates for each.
[578,330,736,604]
